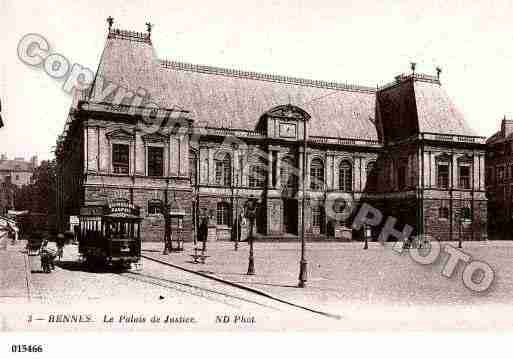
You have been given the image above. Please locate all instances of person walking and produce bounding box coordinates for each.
[56,233,65,261]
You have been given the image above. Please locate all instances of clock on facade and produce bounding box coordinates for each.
[279,122,297,138]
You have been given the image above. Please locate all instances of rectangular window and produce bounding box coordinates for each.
[397,166,406,190]
[439,206,449,219]
[112,143,130,174]
[312,206,322,227]
[459,165,471,189]
[147,200,162,215]
[486,167,493,186]
[148,147,164,177]
[249,165,266,188]
[437,164,449,189]
[497,166,505,184]
[216,202,231,226]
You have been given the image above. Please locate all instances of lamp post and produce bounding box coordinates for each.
[244,196,257,275]
[363,225,370,250]
[298,118,308,288]
[234,173,240,251]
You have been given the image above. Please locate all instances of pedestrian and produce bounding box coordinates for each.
[199,210,209,251]
[56,233,65,260]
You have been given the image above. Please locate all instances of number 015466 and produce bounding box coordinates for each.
[10,345,43,353]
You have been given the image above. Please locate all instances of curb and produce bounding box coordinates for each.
[22,247,33,302]
[141,253,342,320]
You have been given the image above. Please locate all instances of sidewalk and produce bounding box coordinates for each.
[0,238,32,303]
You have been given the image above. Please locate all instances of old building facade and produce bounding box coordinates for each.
[0,155,38,215]
[55,27,487,242]
[485,117,513,240]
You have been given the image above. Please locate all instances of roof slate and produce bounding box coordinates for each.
[88,28,477,142]
[0,160,33,172]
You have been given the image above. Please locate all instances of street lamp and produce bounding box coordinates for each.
[363,225,371,250]
[234,173,241,251]
[298,118,308,288]
[244,196,257,275]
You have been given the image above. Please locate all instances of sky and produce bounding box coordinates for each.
[1,0,512,161]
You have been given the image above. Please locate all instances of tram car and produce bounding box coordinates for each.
[78,199,143,269]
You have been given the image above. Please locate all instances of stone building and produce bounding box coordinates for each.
[55,26,487,242]
[485,117,513,240]
[0,154,38,187]
[0,155,38,215]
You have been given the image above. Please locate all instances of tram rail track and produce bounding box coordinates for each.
[140,254,342,320]
[118,269,279,311]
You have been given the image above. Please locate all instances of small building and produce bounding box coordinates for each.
[0,154,38,187]
[0,155,38,215]
[55,25,487,242]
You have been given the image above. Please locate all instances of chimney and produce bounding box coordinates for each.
[0,154,6,162]
[501,116,513,138]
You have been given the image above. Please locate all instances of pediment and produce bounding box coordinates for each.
[141,131,169,143]
[264,104,311,121]
[106,128,135,140]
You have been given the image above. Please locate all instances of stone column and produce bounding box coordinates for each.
[135,132,145,176]
[479,154,485,190]
[452,154,458,189]
[326,154,333,190]
[276,152,282,189]
[298,149,304,190]
[208,147,214,185]
[429,152,435,188]
[473,154,479,190]
[268,150,273,188]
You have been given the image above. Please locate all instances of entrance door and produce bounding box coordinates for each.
[283,198,298,235]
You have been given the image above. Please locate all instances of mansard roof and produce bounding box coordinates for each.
[376,74,477,142]
[90,28,378,141]
[87,27,478,143]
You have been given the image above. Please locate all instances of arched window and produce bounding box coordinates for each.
[249,159,267,188]
[215,153,231,187]
[189,151,197,185]
[310,158,324,190]
[366,161,377,191]
[216,202,231,226]
[339,160,353,192]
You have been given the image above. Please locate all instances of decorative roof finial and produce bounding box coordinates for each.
[410,62,417,74]
[107,16,114,30]
[145,22,153,36]
[436,66,442,80]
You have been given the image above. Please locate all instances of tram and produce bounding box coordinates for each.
[78,199,142,269]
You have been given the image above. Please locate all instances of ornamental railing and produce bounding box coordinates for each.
[420,132,486,144]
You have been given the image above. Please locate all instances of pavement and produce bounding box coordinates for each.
[0,238,31,304]
[142,240,513,312]
[3,237,513,330]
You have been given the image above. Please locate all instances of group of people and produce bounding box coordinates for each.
[0,222,19,247]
